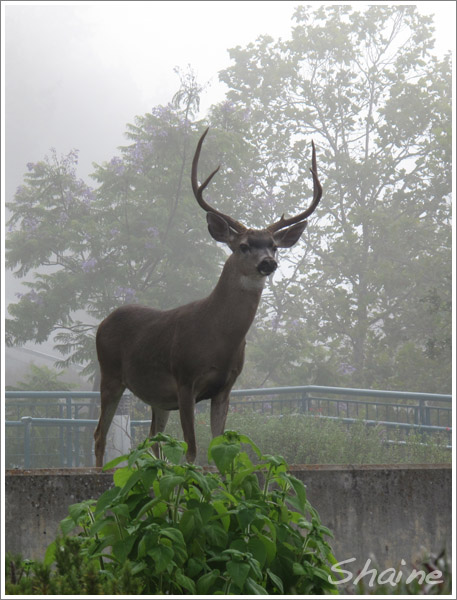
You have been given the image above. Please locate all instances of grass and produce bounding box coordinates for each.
[131,409,451,466]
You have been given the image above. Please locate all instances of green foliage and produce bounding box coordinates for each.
[7,433,341,595]
[5,538,143,595]
[5,433,451,595]
[132,410,451,466]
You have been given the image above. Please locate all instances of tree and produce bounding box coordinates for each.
[211,4,452,392]
[7,8,452,394]
[6,74,228,380]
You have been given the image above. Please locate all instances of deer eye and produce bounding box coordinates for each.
[239,243,250,254]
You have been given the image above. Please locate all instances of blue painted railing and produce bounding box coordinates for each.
[5,386,452,468]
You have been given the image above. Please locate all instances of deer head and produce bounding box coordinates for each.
[191,128,323,280]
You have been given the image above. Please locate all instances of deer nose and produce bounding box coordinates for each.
[257,258,278,276]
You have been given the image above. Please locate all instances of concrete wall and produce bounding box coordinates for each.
[4,464,451,574]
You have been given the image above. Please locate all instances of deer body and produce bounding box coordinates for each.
[96,256,263,408]
[94,129,322,466]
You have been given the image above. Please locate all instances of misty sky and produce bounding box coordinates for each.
[2,0,455,335]
[3,1,454,196]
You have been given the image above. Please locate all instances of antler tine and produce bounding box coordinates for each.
[267,140,323,233]
[192,128,246,233]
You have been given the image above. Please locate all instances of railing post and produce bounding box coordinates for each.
[22,417,32,469]
[425,404,431,427]
[418,398,425,426]
[74,422,80,467]
[66,397,73,467]
[300,391,309,414]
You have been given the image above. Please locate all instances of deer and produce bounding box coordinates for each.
[94,128,322,466]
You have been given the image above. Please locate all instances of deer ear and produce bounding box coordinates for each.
[207,212,238,245]
[273,220,307,248]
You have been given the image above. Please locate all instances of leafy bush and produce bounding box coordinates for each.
[6,432,340,595]
[5,538,143,595]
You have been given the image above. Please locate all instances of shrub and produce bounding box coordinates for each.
[6,432,340,595]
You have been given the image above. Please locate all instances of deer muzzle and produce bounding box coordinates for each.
[257,258,278,276]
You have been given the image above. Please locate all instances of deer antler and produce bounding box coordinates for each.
[192,128,247,233]
[266,141,322,233]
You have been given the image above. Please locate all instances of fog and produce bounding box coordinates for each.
[3,1,297,368]
[4,2,452,200]
[4,2,297,198]
[2,1,454,392]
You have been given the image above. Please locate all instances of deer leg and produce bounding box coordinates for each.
[210,391,231,438]
[94,376,125,467]
[177,387,197,463]
[149,406,170,458]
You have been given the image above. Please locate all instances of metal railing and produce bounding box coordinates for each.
[5,386,452,468]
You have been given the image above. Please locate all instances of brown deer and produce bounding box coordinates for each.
[94,128,322,466]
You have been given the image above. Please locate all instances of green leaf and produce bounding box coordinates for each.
[186,557,205,578]
[160,527,186,546]
[247,537,267,568]
[287,475,307,512]
[89,516,115,537]
[255,531,277,564]
[178,511,196,541]
[204,521,228,548]
[209,442,241,474]
[112,534,136,563]
[60,515,76,536]
[227,559,251,589]
[138,528,159,558]
[262,454,288,469]
[244,576,266,594]
[312,565,335,583]
[43,541,56,566]
[237,433,262,458]
[68,499,95,524]
[147,543,174,574]
[162,441,186,464]
[186,468,213,497]
[246,554,263,581]
[110,503,130,519]
[119,469,148,496]
[174,569,197,594]
[197,569,221,594]
[153,500,168,518]
[231,464,258,490]
[215,488,238,505]
[134,496,162,521]
[317,524,334,539]
[293,561,307,576]
[94,486,121,516]
[195,501,216,525]
[267,568,284,593]
[113,466,134,489]
[158,474,186,499]
[236,507,257,530]
[103,454,129,470]
[212,500,231,531]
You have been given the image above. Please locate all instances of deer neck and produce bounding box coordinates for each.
[205,254,266,337]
